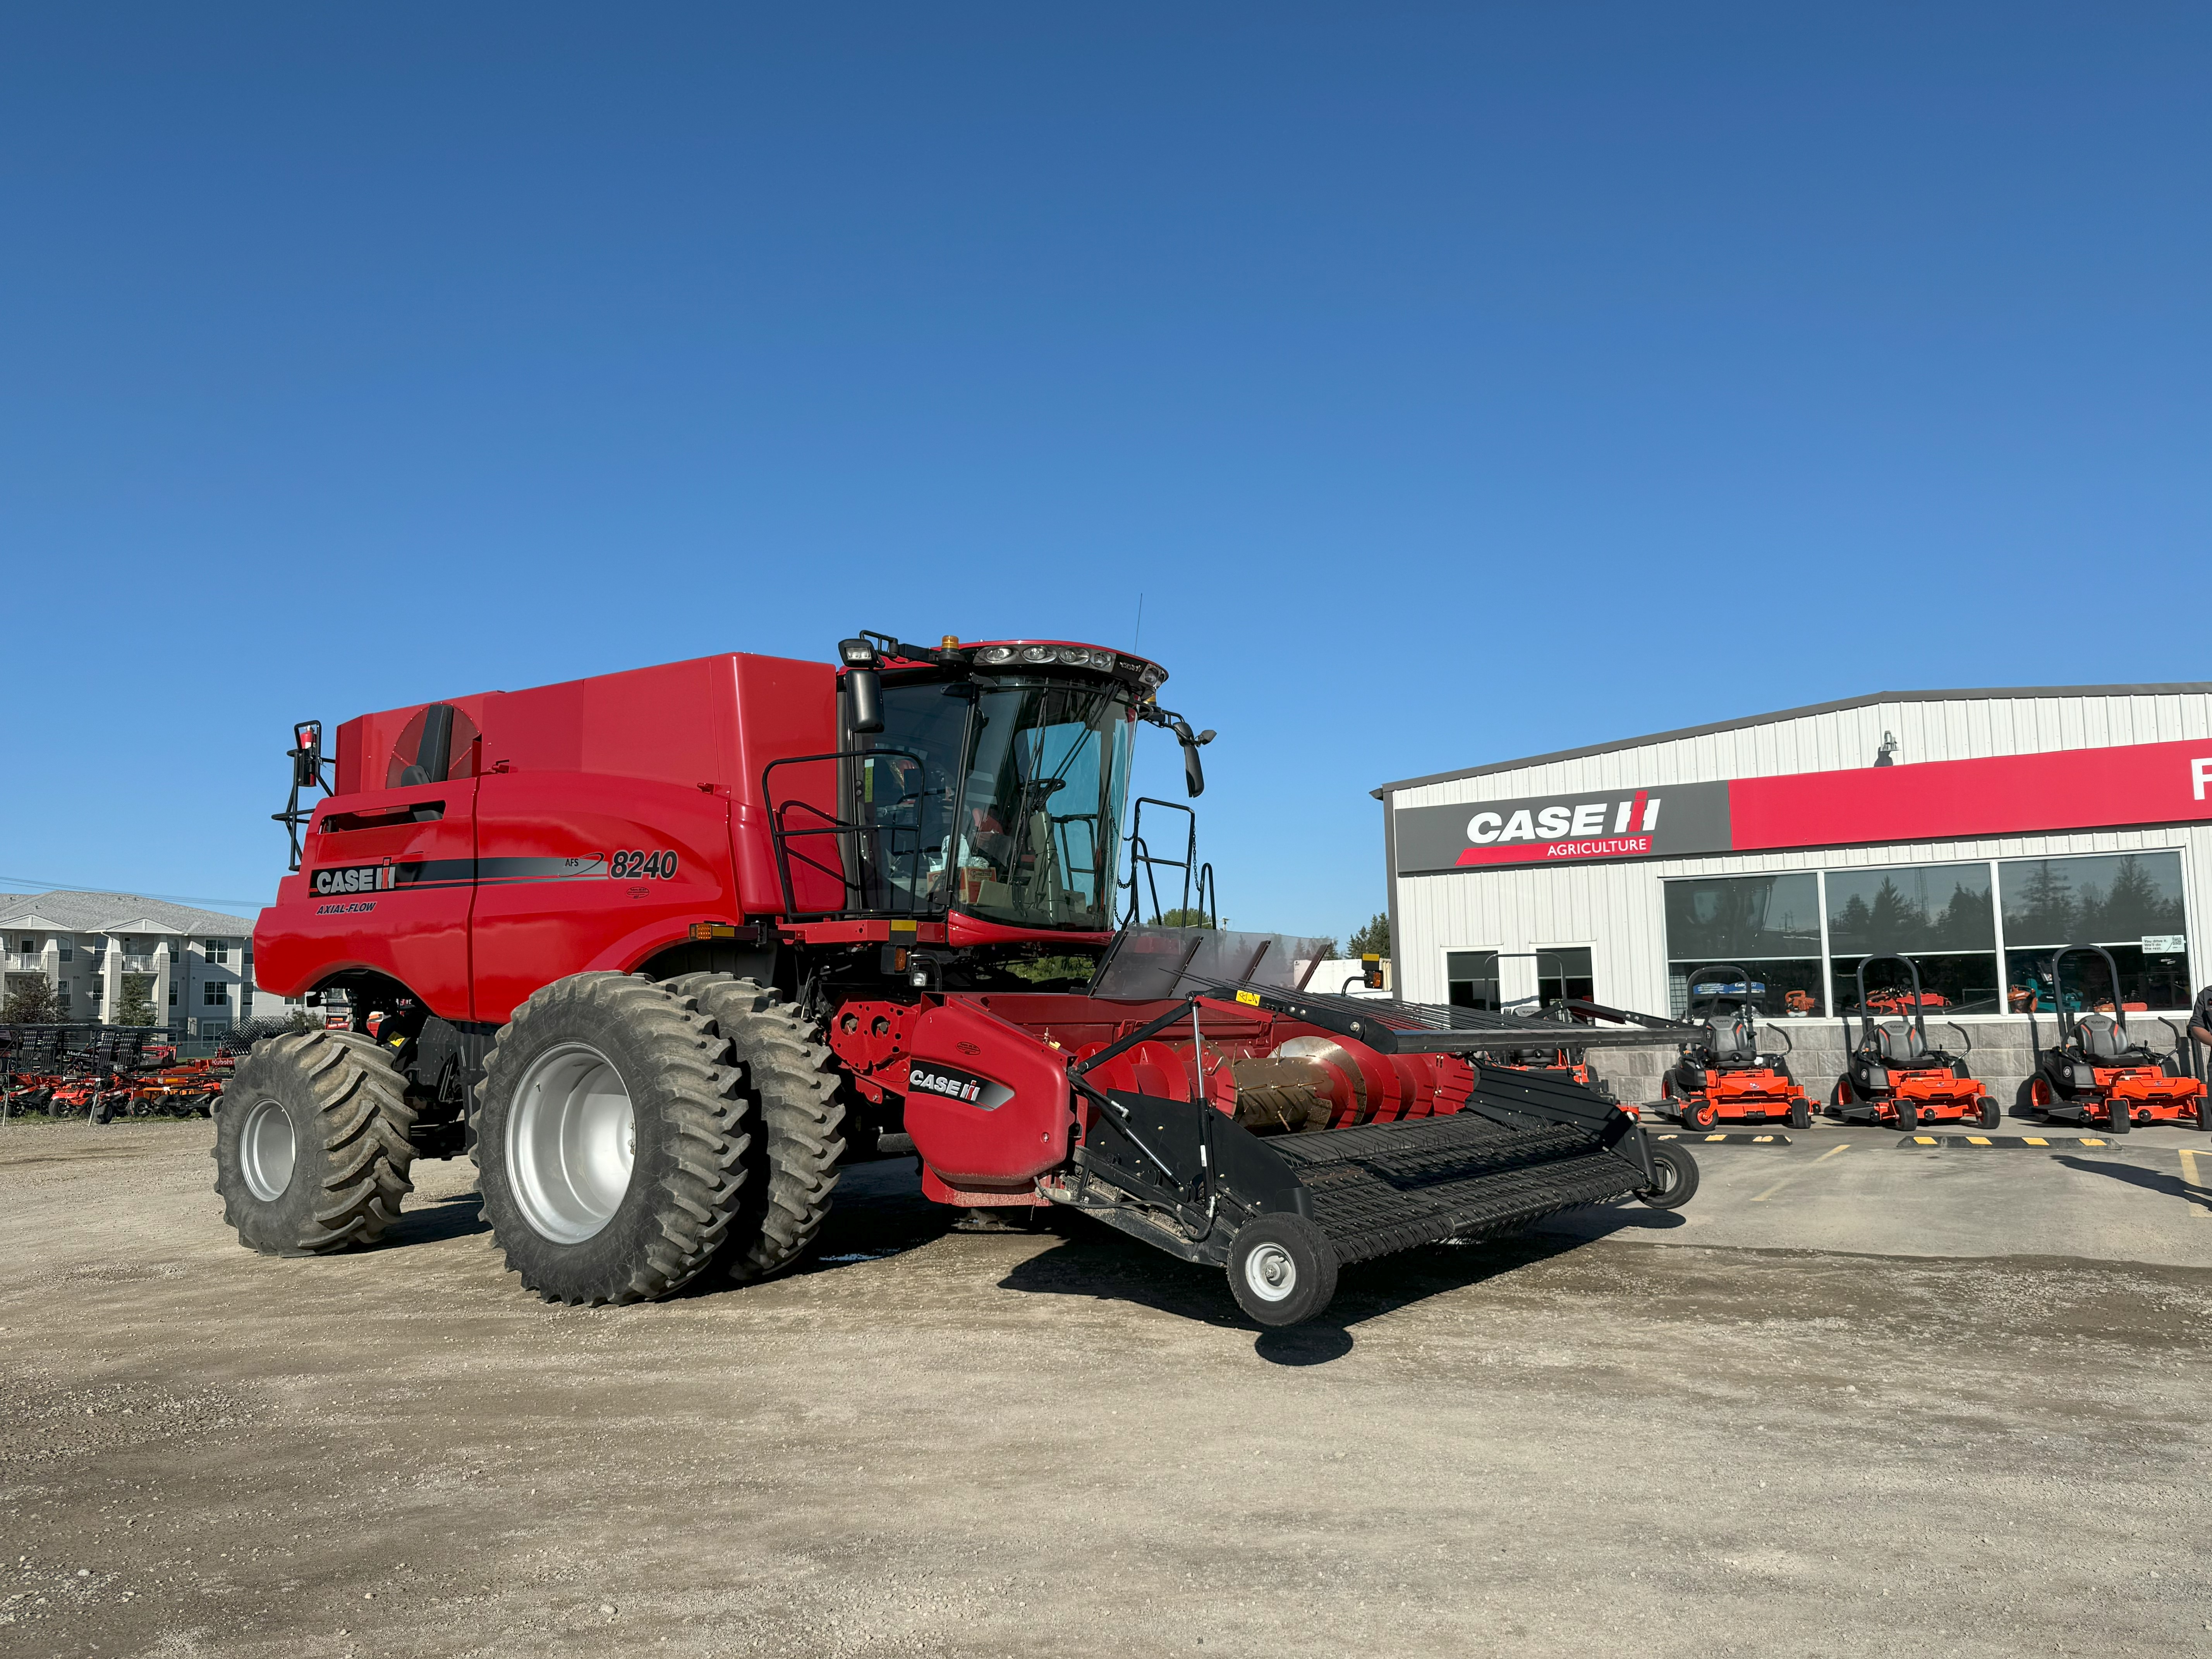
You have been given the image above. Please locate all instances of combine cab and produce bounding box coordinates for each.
[1829,955,1996,1131]
[2028,945,2207,1132]
[1657,963,1811,1131]
[222,630,1700,1327]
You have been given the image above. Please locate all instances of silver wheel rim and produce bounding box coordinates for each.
[1243,1241,1298,1303]
[507,1041,636,1244]
[239,1097,296,1202]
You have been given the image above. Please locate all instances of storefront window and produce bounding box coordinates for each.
[1534,947,1594,1009]
[1664,874,1821,960]
[1824,862,1994,955]
[1999,852,2189,1010]
[1446,950,1500,1013]
[1831,953,2002,1016]
[1666,959,1826,1019]
[1664,874,1823,1015]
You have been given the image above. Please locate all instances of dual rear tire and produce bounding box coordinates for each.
[474,972,847,1305]
[211,972,846,1307]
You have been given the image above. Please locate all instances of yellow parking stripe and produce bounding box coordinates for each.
[2182,1149,2209,1221]
[2024,1137,2049,1146]
[1966,1136,1992,1145]
[1913,1135,1937,1144]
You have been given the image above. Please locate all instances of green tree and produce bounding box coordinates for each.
[1,977,64,1025]
[115,974,158,1027]
[1158,908,1214,929]
[1344,912,1391,960]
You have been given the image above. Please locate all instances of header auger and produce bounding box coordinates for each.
[222,631,1697,1326]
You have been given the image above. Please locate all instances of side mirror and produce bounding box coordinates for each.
[848,669,884,735]
[1182,738,1205,798]
[292,720,323,788]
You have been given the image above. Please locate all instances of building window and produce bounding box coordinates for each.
[55,984,70,1009]
[1534,948,1595,1010]
[168,979,178,1007]
[204,982,229,1006]
[205,939,230,965]
[1999,851,2190,1012]
[1663,873,1824,1016]
[1827,860,2000,1015]
[57,938,72,960]
[16,938,31,953]
[1446,950,1501,1013]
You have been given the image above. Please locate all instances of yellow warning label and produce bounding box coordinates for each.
[1235,989,1261,1006]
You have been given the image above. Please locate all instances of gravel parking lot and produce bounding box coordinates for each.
[3,1116,2210,1658]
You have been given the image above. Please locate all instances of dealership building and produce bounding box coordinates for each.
[1376,685,2212,1089]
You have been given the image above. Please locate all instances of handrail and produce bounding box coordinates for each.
[760,748,936,921]
[1122,797,1216,927]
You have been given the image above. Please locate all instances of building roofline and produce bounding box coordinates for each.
[1370,682,2212,799]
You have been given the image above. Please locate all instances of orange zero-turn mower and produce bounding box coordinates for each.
[1829,953,1996,1132]
[2028,945,2208,1133]
[1657,963,1812,1130]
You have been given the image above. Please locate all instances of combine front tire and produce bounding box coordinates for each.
[476,974,751,1306]
[213,1032,417,1255]
[1638,1141,1699,1209]
[663,974,847,1283]
[1226,1213,1339,1328]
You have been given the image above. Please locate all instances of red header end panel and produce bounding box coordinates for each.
[903,998,1074,1190]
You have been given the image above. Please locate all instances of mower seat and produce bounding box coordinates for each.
[1703,1015,1755,1063]
[1870,1021,1937,1068]
[2077,1015,2124,1060]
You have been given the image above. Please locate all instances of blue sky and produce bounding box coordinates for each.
[3,6,2207,940]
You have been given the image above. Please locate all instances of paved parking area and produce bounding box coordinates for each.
[2,1117,2209,1658]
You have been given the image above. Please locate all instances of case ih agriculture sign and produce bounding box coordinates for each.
[1394,738,2212,874]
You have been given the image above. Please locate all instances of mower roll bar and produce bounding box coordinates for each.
[2048,943,2135,1051]
[1853,954,1931,1058]
[1681,965,1757,1021]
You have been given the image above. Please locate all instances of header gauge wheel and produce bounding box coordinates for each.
[1226,1213,1339,1327]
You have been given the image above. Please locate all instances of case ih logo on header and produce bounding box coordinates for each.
[1395,738,2212,875]
[906,1062,1013,1111]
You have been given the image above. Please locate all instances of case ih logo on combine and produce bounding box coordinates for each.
[907,1062,1012,1111]
[312,864,398,896]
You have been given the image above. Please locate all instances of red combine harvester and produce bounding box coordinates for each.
[2028,945,2207,1133]
[1657,964,1811,1131]
[1829,955,1996,1132]
[220,633,1697,1326]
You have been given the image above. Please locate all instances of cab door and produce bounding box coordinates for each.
[294,778,479,1019]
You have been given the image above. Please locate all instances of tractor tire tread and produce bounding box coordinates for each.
[477,973,750,1306]
[662,973,847,1283]
[213,1030,417,1255]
